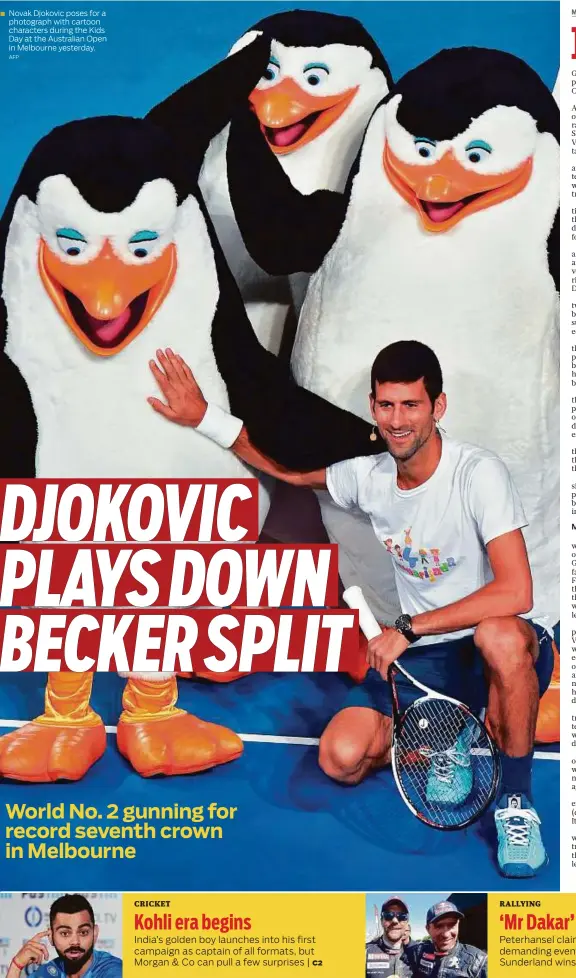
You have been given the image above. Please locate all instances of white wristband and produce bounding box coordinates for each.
[196,403,244,449]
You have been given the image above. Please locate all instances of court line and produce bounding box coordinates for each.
[0,720,559,758]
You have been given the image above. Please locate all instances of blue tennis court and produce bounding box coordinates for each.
[0,672,559,891]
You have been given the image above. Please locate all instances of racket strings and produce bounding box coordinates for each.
[394,696,498,828]
[419,743,470,784]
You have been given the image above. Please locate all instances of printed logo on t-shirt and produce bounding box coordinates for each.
[383,529,457,582]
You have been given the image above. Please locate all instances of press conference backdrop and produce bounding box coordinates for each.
[0,893,122,978]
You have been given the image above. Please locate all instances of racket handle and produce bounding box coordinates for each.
[342,586,382,641]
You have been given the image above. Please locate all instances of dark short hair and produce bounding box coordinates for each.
[50,895,95,929]
[370,341,443,405]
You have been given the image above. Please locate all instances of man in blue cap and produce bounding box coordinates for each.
[403,902,486,978]
[366,898,413,977]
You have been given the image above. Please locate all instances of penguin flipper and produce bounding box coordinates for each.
[548,209,559,293]
[212,289,385,472]
[0,353,37,477]
[227,109,346,276]
[240,369,386,471]
[146,34,271,180]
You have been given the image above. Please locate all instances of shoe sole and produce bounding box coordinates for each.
[499,854,549,878]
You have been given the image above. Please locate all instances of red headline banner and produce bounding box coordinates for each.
[0,480,259,542]
[0,610,360,674]
[0,544,338,608]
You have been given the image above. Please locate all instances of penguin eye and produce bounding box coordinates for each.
[414,138,437,160]
[303,63,329,87]
[128,230,159,259]
[262,58,280,83]
[464,140,492,164]
[56,228,87,257]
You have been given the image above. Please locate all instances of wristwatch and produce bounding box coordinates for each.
[394,613,418,644]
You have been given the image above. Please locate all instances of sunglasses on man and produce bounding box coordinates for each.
[382,912,409,922]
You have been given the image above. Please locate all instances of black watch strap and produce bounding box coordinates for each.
[394,614,418,644]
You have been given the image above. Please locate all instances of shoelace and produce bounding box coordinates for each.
[494,806,541,848]
[419,746,470,784]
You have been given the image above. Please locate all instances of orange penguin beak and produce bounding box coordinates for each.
[249,77,358,154]
[383,143,533,232]
[38,238,177,356]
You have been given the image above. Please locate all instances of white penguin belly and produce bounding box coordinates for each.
[292,214,559,628]
[12,348,270,530]
[4,193,271,531]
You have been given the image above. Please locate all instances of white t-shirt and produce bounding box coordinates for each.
[326,436,532,646]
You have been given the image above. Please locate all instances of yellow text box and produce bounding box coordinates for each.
[489,893,576,974]
[123,893,364,977]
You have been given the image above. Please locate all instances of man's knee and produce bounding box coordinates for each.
[318,732,368,784]
[474,617,536,676]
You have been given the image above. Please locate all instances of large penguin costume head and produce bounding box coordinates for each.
[1,118,193,358]
[149,11,391,195]
[233,9,391,157]
[381,47,559,235]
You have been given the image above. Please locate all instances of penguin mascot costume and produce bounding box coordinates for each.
[0,35,393,781]
[0,36,277,783]
[148,9,392,359]
[199,47,559,738]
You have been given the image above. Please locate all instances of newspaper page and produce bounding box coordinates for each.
[0,0,564,975]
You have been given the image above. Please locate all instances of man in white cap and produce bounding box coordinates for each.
[403,902,486,978]
[366,898,412,977]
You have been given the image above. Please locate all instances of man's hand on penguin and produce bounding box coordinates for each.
[148,349,207,426]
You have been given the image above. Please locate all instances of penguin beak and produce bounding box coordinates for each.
[249,77,358,154]
[383,143,533,232]
[38,238,177,356]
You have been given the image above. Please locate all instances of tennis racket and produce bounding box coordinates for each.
[342,586,500,830]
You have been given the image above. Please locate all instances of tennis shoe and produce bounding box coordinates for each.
[424,731,473,805]
[495,793,547,877]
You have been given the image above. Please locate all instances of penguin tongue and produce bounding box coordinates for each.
[423,199,466,223]
[87,307,131,342]
[269,121,309,147]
